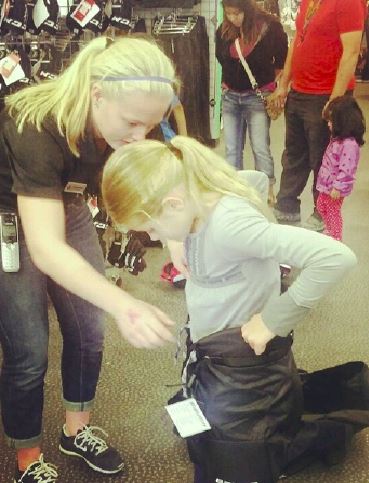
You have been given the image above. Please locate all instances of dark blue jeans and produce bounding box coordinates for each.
[275,90,331,215]
[0,198,106,448]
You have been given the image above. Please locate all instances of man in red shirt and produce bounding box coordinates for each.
[273,0,366,230]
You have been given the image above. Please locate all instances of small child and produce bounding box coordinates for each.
[317,96,365,241]
[101,136,368,483]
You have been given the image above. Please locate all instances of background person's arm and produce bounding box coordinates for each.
[272,21,289,80]
[18,195,174,348]
[273,36,296,108]
[329,30,363,100]
[328,0,366,103]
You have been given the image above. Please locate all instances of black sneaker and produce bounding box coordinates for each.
[14,454,58,482]
[59,424,124,474]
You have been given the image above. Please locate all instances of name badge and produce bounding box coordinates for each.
[64,182,87,195]
[165,398,211,438]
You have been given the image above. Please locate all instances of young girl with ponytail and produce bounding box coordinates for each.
[102,136,369,483]
[0,35,177,482]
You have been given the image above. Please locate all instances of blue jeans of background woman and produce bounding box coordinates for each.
[0,197,106,448]
[222,89,275,185]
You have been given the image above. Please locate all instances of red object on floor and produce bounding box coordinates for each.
[160,262,186,288]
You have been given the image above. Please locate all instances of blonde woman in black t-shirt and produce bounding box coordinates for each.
[0,36,176,482]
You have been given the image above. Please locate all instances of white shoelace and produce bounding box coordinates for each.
[74,425,108,455]
[24,454,58,482]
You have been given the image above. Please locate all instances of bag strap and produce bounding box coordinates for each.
[235,38,258,88]
[235,37,267,103]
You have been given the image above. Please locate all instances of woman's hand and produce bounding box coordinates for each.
[272,84,288,110]
[330,188,341,200]
[115,297,175,349]
[17,196,174,350]
[167,240,189,278]
[241,313,275,355]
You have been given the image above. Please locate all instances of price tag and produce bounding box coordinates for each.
[165,398,211,438]
[0,54,26,86]
[71,0,99,27]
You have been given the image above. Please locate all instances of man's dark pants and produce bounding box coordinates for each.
[275,89,331,216]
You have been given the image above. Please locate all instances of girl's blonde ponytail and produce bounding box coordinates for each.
[102,136,270,229]
[169,136,264,213]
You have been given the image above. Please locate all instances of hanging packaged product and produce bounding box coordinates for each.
[85,0,109,33]
[66,4,84,36]
[0,0,11,29]
[1,0,27,35]
[110,0,133,32]
[26,1,41,35]
[0,52,26,86]
[38,0,59,35]
[132,0,199,7]
[70,0,100,27]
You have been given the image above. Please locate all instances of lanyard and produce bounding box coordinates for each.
[299,0,323,44]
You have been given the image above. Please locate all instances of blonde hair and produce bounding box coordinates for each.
[6,35,176,156]
[102,136,268,229]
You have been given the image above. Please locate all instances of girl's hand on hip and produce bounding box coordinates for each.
[241,313,275,355]
[115,298,175,348]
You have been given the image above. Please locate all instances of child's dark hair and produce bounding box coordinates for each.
[326,96,366,146]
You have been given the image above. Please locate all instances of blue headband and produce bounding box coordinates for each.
[91,75,173,84]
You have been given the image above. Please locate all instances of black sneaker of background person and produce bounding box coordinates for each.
[59,424,124,474]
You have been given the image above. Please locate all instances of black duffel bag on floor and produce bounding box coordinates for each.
[173,327,369,483]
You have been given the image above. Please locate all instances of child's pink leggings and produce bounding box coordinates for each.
[317,192,344,241]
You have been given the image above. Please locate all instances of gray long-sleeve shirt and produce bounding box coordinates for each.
[185,196,357,342]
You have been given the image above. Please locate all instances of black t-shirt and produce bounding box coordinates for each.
[215,19,288,92]
[0,110,112,212]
